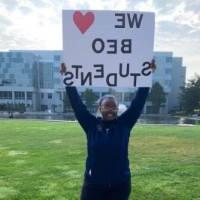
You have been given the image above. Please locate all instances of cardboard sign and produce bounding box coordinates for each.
[62,10,155,87]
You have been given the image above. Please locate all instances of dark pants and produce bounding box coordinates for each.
[80,179,131,200]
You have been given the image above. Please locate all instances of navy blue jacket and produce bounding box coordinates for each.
[66,87,149,185]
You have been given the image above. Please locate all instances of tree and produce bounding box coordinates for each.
[18,103,26,113]
[82,88,98,109]
[148,82,166,113]
[179,75,200,114]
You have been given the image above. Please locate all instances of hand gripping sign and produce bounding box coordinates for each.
[62,10,155,87]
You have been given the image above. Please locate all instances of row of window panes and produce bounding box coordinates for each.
[15,92,25,99]
[41,93,52,99]
[0,91,32,100]
[0,91,12,99]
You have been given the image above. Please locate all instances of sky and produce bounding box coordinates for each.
[0,0,199,81]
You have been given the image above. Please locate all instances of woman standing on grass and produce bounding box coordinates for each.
[61,61,155,200]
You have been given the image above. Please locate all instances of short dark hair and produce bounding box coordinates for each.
[98,95,118,107]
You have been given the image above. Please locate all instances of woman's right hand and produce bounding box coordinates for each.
[150,59,156,72]
[60,63,67,75]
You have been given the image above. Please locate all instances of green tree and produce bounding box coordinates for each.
[17,103,26,113]
[82,88,98,109]
[148,82,166,113]
[179,75,200,114]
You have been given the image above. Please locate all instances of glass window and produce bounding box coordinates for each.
[48,93,52,99]
[165,68,171,74]
[7,52,12,57]
[25,63,30,68]
[0,91,12,99]
[0,57,5,62]
[39,62,53,89]
[166,57,172,63]
[3,68,8,73]
[16,52,22,57]
[15,91,25,100]
[0,74,5,79]
[54,55,61,61]
[12,57,23,63]
[27,92,32,100]
[57,92,62,100]
[2,79,12,85]
[41,105,48,111]
[41,93,44,99]
[9,74,15,79]
[6,63,11,68]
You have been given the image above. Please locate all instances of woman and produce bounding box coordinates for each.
[61,61,155,200]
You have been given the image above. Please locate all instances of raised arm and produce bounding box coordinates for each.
[66,86,96,132]
[118,60,156,128]
[119,87,150,129]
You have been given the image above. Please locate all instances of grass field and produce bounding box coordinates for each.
[0,119,200,200]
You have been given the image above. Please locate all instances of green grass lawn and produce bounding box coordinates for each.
[0,120,200,200]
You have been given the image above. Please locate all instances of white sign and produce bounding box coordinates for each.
[62,10,155,87]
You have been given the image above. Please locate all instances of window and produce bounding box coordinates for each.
[0,57,5,62]
[9,74,15,79]
[2,79,13,85]
[15,91,25,100]
[3,68,8,73]
[41,93,44,99]
[0,74,5,79]
[57,92,62,100]
[11,57,23,63]
[48,93,52,99]
[6,63,11,68]
[0,91,12,99]
[166,57,172,63]
[16,52,22,57]
[7,52,12,57]
[39,62,53,89]
[165,68,171,74]
[41,105,48,111]
[54,55,61,61]
[27,92,32,100]
[25,63,30,68]
[12,53,23,63]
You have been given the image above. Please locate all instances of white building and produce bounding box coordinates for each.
[0,50,186,114]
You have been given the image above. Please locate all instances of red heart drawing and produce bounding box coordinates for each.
[73,11,95,34]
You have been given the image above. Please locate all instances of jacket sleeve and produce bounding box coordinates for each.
[65,87,96,132]
[119,87,150,129]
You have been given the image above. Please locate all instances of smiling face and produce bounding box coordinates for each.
[99,96,118,121]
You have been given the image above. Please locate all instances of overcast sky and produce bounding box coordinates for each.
[0,0,199,81]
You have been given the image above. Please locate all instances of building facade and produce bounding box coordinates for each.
[0,50,186,114]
